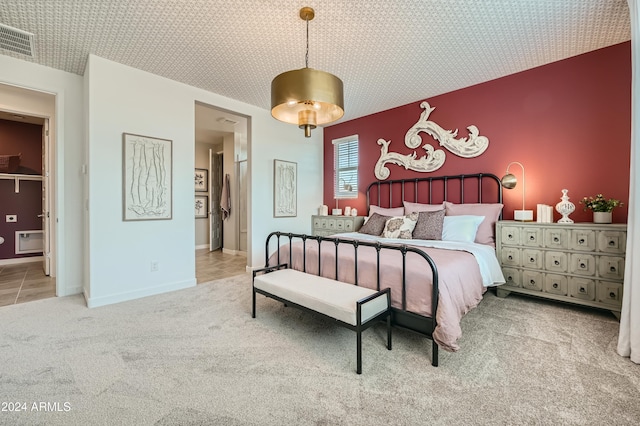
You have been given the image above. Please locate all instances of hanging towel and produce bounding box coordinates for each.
[221,173,231,219]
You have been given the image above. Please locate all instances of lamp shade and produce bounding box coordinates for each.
[271,67,344,136]
[501,173,517,189]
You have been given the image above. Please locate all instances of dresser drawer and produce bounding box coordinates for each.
[500,247,521,267]
[522,270,543,291]
[597,231,626,254]
[569,229,596,251]
[544,228,568,249]
[544,274,568,296]
[545,251,568,273]
[521,227,542,247]
[598,256,625,281]
[522,249,543,269]
[502,267,521,288]
[568,277,596,301]
[570,253,596,276]
[597,281,623,307]
[500,226,521,246]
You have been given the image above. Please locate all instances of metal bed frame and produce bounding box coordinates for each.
[264,173,502,366]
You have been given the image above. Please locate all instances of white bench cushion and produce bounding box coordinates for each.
[254,269,389,326]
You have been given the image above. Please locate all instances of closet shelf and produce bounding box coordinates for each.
[0,173,43,193]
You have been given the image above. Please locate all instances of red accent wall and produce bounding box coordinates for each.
[324,41,631,224]
[0,119,43,259]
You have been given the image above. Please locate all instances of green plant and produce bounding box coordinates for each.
[579,194,623,213]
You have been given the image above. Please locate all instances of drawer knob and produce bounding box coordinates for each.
[579,238,585,244]
[508,255,513,260]
[553,283,559,289]
[553,237,559,242]
[609,240,615,246]
[579,287,586,293]
[554,260,560,266]
[507,276,513,282]
[610,266,617,272]
[529,257,535,263]
[580,263,586,269]
[609,292,616,299]
[508,234,513,239]
[530,279,535,285]
[529,235,535,241]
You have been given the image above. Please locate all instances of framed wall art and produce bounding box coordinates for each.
[195,195,208,218]
[273,159,297,217]
[195,168,208,192]
[122,133,172,221]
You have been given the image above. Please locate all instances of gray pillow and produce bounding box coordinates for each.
[412,209,445,240]
[358,213,389,235]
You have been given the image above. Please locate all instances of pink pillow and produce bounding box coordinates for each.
[368,205,404,217]
[444,202,503,246]
[403,201,445,214]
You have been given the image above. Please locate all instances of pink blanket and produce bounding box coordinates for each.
[268,238,486,352]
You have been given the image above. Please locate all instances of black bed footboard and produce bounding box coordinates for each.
[264,231,440,366]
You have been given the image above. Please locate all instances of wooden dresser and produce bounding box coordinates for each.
[495,221,626,317]
[311,215,364,237]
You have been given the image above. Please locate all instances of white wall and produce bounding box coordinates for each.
[85,55,323,306]
[0,55,85,297]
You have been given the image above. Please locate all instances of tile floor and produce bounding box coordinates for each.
[0,249,247,307]
[0,261,56,307]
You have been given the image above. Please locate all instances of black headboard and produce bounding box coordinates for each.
[366,173,503,212]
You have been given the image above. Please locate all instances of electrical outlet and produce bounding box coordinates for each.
[6,215,17,223]
[150,260,159,272]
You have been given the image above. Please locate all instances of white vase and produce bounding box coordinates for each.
[593,211,612,224]
[555,189,575,224]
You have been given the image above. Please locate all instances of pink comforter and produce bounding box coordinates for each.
[268,238,486,352]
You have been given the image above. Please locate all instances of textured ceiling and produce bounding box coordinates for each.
[0,0,631,124]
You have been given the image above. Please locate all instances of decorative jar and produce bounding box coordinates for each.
[555,189,575,224]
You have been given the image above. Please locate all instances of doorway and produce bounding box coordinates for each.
[0,89,57,305]
[194,102,249,281]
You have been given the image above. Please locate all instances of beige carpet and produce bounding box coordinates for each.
[0,273,638,425]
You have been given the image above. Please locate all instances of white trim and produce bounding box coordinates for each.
[85,278,196,308]
[0,256,43,266]
[222,248,247,257]
[195,244,210,250]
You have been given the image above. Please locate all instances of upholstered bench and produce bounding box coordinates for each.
[252,264,392,374]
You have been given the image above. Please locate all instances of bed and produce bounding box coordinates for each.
[264,173,506,365]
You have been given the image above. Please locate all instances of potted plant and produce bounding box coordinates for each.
[579,194,623,223]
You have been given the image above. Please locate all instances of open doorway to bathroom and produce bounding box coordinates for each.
[194,102,248,284]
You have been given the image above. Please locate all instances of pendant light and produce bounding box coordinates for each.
[271,7,344,137]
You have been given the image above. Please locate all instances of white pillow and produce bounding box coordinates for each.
[382,213,419,239]
[442,215,484,243]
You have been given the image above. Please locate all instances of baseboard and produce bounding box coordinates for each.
[222,248,247,257]
[85,278,196,308]
[195,244,209,250]
[0,256,43,266]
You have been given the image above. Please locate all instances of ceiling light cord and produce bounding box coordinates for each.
[305,17,309,68]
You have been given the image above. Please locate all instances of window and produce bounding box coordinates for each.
[333,135,358,199]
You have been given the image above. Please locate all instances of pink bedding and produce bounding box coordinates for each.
[268,237,487,352]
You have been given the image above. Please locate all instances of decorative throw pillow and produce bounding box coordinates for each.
[358,213,389,235]
[368,205,405,217]
[382,212,419,239]
[412,209,445,240]
[403,201,445,214]
[441,215,484,243]
[444,202,503,246]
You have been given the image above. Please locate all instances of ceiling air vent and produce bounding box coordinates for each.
[217,117,239,125]
[0,24,34,57]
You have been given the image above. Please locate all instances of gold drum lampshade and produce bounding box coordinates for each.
[270,7,344,137]
[271,67,344,137]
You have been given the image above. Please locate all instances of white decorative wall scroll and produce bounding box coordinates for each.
[273,159,297,217]
[374,101,489,180]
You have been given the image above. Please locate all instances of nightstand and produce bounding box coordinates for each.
[311,215,365,237]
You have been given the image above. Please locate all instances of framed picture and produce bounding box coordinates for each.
[273,159,297,217]
[122,133,172,221]
[195,195,208,218]
[195,168,208,192]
